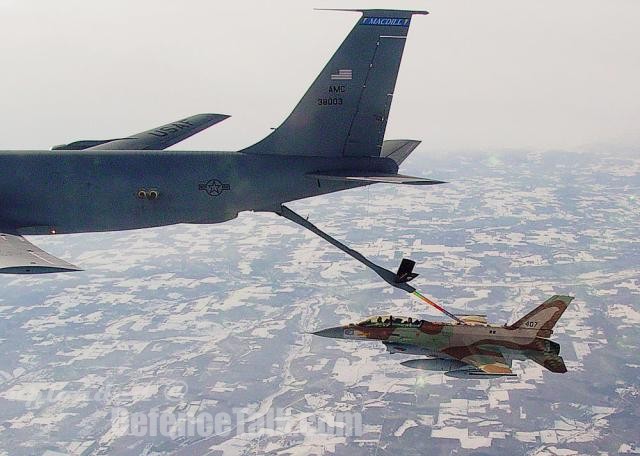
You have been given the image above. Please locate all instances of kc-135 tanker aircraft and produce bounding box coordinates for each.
[0,9,440,274]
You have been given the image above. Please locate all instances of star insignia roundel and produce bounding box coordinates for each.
[198,179,231,197]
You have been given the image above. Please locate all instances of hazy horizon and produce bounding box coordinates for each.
[1,0,638,156]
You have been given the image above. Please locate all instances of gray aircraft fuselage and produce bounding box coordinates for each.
[0,151,395,234]
[0,9,437,274]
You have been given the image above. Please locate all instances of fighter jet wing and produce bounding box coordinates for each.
[448,347,514,375]
[52,113,229,151]
[0,231,81,274]
[307,171,446,185]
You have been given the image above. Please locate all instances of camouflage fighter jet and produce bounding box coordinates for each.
[314,295,573,378]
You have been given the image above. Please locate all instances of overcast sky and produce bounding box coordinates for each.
[0,0,638,155]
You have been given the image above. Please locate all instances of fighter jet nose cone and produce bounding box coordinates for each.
[312,328,331,338]
[312,327,344,339]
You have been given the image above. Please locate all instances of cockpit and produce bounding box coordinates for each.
[354,315,423,327]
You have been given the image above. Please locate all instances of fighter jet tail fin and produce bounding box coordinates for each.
[507,295,573,338]
[243,9,426,158]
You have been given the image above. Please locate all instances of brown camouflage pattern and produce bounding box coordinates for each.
[321,295,573,375]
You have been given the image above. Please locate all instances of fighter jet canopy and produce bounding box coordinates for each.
[356,316,421,327]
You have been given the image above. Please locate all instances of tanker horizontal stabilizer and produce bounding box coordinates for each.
[308,171,446,185]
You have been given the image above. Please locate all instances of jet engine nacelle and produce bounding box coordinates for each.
[400,358,467,372]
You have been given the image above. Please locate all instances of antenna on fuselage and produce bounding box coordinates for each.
[277,204,465,324]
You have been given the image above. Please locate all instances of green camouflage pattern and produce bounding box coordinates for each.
[314,295,573,377]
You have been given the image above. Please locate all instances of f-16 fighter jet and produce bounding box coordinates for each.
[314,296,573,378]
[0,9,439,274]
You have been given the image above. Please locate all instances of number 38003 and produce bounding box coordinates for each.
[317,97,343,106]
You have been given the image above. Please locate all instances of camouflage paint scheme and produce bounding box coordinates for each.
[314,295,573,378]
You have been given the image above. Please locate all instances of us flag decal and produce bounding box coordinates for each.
[331,69,352,80]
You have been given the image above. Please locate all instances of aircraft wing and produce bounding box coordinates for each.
[0,231,80,274]
[52,113,229,151]
[448,347,514,376]
[308,171,446,186]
